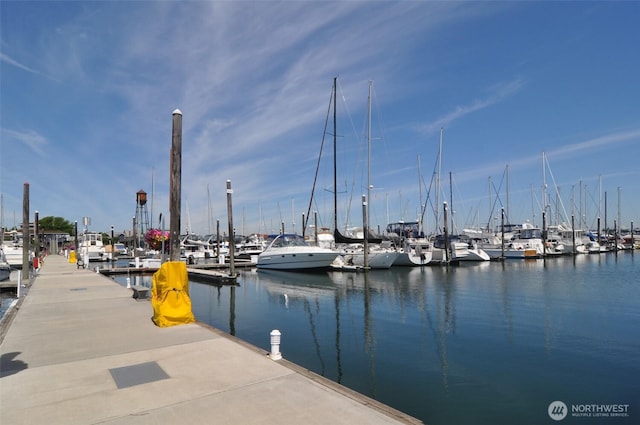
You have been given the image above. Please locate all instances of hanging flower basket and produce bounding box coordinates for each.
[145,228,170,252]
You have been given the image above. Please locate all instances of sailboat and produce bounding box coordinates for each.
[424,129,470,264]
[334,79,398,269]
[303,78,398,269]
[385,156,434,266]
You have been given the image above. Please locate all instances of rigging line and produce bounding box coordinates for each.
[335,80,364,232]
[420,170,437,232]
[304,80,334,236]
[485,168,508,230]
[544,155,571,224]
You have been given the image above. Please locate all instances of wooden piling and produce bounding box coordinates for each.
[226,180,235,276]
[443,202,450,263]
[362,194,368,269]
[22,183,30,274]
[169,109,182,262]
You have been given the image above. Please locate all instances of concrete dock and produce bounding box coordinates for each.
[0,255,422,425]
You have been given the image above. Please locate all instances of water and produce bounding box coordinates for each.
[112,254,638,424]
[0,270,21,319]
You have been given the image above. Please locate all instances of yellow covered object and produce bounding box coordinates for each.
[151,261,195,327]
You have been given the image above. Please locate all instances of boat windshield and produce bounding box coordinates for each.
[386,221,422,238]
[519,228,542,239]
[267,234,308,248]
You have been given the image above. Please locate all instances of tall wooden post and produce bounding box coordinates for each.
[216,219,220,259]
[362,194,369,269]
[169,109,183,261]
[22,183,30,274]
[314,211,318,247]
[443,202,450,263]
[34,211,40,259]
[132,216,137,253]
[111,225,115,262]
[571,214,576,254]
[226,180,235,276]
[542,211,547,257]
[501,207,505,259]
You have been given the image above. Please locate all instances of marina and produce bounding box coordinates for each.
[96,250,639,424]
[2,5,639,423]
[0,255,420,425]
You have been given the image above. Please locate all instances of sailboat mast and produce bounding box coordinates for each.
[542,152,547,224]
[506,164,510,223]
[436,130,442,232]
[449,171,454,235]
[417,155,423,234]
[207,184,213,235]
[333,77,339,234]
[367,80,372,236]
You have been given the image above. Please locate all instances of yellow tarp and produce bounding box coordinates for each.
[151,261,195,327]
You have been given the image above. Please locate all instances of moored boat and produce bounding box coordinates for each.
[0,248,11,281]
[77,232,106,262]
[257,234,340,271]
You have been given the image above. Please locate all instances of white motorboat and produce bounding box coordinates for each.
[77,232,106,262]
[1,232,28,268]
[0,248,11,281]
[341,243,400,269]
[257,234,340,271]
[393,240,433,266]
[180,234,214,264]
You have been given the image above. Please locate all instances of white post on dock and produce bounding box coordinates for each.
[17,270,22,298]
[270,329,282,360]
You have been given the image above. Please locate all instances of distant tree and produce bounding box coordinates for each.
[38,216,74,234]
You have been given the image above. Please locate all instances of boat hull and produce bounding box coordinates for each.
[0,264,10,281]
[344,250,400,269]
[257,250,339,271]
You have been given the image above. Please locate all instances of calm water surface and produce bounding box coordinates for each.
[114,253,638,425]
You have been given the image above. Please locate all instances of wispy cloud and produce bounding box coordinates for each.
[417,78,525,135]
[453,127,640,186]
[0,52,59,81]
[547,128,640,159]
[1,129,48,157]
[1,52,39,74]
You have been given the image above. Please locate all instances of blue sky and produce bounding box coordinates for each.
[1,1,639,237]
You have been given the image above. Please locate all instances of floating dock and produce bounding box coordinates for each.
[0,255,421,425]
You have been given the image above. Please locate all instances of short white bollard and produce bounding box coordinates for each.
[96,267,100,273]
[270,329,282,360]
[126,277,131,289]
[135,257,140,268]
[17,270,22,298]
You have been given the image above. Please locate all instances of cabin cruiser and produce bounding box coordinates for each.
[77,232,106,262]
[257,234,340,271]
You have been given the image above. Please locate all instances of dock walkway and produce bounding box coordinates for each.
[0,255,421,425]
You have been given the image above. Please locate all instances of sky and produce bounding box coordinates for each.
[1,1,639,238]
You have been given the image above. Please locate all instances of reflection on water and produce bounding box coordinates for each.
[112,254,639,425]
